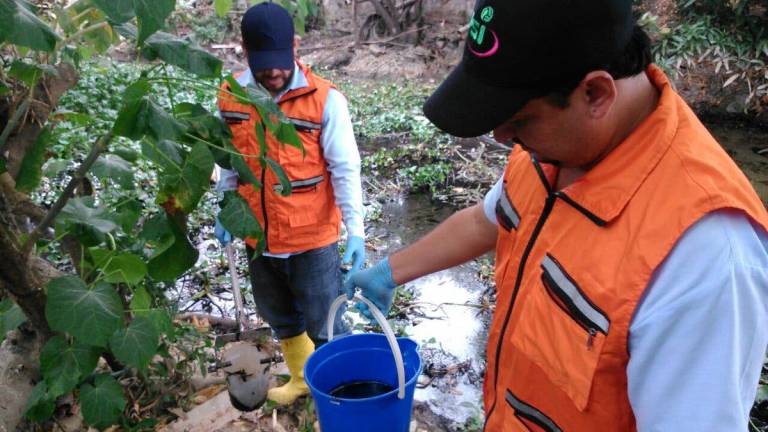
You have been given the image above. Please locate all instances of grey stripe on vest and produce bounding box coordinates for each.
[497,189,520,230]
[221,111,251,121]
[541,255,610,334]
[505,391,562,432]
[289,117,321,130]
[273,175,324,192]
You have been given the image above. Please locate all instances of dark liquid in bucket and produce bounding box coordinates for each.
[329,381,395,399]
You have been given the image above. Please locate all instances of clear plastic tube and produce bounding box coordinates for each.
[326,294,406,400]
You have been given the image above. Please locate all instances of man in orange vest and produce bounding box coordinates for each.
[345,0,768,429]
[215,2,365,406]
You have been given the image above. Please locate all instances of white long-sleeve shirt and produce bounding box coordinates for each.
[217,64,365,257]
[483,178,768,430]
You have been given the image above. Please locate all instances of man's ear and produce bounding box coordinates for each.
[293,35,301,59]
[578,71,616,119]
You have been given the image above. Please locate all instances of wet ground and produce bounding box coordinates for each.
[709,122,768,205]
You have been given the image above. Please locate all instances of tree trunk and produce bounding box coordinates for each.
[0,63,79,340]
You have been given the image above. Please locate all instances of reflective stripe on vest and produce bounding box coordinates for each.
[483,65,768,431]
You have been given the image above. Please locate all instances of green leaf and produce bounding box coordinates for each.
[0,81,9,96]
[139,214,175,256]
[224,75,250,105]
[141,139,184,171]
[173,102,208,119]
[275,121,303,152]
[42,158,68,177]
[112,148,140,163]
[112,198,142,233]
[254,118,267,156]
[144,215,198,281]
[265,156,291,196]
[80,374,126,429]
[113,97,185,141]
[92,0,134,24]
[218,191,263,240]
[143,31,223,78]
[122,78,151,104]
[102,253,147,285]
[133,0,175,45]
[111,21,137,40]
[91,154,134,188]
[181,111,233,168]
[60,197,118,234]
[214,0,232,17]
[0,298,26,342]
[247,86,284,133]
[24,381,55,422]
[15,125,51,192]
[51,109,93,126]
[8,60,57,87]
[145,308,173,336]
[0,0,61,52]
[230,153,261,190]
[40,335,100,396]
[130,286,151,316]
[45,277,124,347]
[109,315,159,370]
[88,247,115,273]
[159,141,214,213]
[113,98,145,140]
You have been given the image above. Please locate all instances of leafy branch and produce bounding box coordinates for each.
[23,132,114,256]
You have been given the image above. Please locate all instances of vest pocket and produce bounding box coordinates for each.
[509,253,610,411]
[506,390,562,432]
[275,175,326,245]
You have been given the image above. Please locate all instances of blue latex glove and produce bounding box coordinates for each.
[343,258,397,319]
[214,217,232,246]
[342,236,366,273]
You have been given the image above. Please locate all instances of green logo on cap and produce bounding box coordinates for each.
[480,6,494,23]
[469,6,495,46]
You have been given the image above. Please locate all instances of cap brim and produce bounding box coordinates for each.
[247,48,294,72]
[423,61,543,138]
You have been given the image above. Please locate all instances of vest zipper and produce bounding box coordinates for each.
[261,166,269,252]
[485,191,557,428]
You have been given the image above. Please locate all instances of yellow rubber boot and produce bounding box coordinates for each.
[267,332,315,405]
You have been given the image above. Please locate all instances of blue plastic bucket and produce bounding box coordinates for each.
[305,295,422,432]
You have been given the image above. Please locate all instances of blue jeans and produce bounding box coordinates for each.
[246,243,349,347]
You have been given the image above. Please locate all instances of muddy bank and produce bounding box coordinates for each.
[708,121,768,205]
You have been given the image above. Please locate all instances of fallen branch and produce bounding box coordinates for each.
[176,312,238,330]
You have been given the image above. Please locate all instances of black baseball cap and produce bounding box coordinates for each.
[423,0,635,138]
[241,2,295,72]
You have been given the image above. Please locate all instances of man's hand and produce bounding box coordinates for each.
[215,217,233,246]
[342,235,366,273]
[343,258,396,319]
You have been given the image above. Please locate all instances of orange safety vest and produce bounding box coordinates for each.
[484,65,768,431]
[217,64,341,254]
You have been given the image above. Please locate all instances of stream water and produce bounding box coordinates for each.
[372,194,490,427]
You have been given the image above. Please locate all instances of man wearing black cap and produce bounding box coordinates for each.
[215,2,365,406]
[345,0,768,429]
